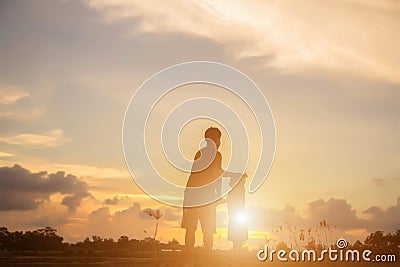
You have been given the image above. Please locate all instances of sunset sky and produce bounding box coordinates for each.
[0,0,399,248]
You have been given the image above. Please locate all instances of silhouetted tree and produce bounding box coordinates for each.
[351,240,364,250]
[167,238,180,251]
[143,208,163,240]
[0,227,63,251]
[0,225,397,258]
[117,235,130,249]
[0,227,10,250]
[365,230,399,256]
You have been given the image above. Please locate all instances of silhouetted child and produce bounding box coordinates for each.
[227,173,248,251]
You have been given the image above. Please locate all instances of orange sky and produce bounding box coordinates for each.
[0,0,399,248]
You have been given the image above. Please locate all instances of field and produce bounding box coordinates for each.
[0,250,397,267]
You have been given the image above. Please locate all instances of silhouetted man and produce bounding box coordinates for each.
[181,127,244,254]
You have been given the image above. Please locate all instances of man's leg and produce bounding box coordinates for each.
[203,231,213,252]
[199,204,215,253]
[185,229,195,252]
[182,206,197,255]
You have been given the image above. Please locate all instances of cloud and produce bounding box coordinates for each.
[66,197,400,242]
[363,203,400,232]
[0,152,14,158]
[0,164,91,212]
[85,203,182,240]
[50,163,128,179]
[246,198,399,234]
[0,84,29,104]
[0,129,68,147]
[61,195,88,213]
[0,161,139,198]
[306,198,364,229]
[86,0,400,83]
[104,195,120,205]
[104,195,131,205]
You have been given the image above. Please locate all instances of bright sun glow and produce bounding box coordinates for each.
[235,212,247,224]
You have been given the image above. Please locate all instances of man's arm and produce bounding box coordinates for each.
[214,152,240,178]
[222,171,242,178]
[215,152,246,184]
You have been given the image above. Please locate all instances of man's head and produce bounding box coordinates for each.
[205,127,221,148]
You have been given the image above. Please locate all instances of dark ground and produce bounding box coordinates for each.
[0,250,397,267]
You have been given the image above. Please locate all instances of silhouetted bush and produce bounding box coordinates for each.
[1,225,398,258]
[0,227,63,251]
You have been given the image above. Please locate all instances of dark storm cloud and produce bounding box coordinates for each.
[0,164,91,212]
